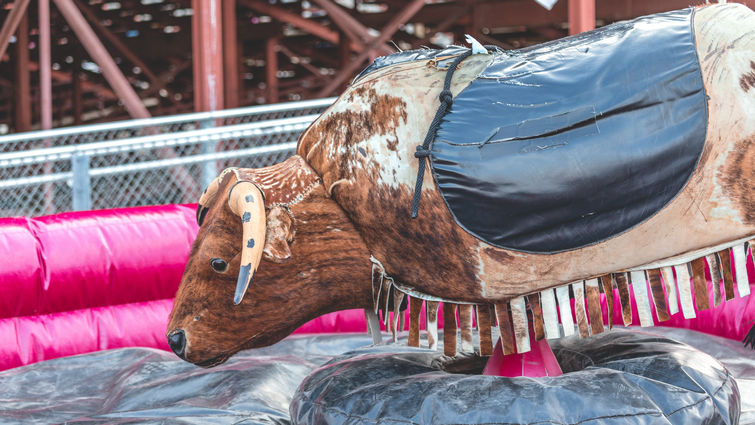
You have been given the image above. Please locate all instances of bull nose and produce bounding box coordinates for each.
[167,329,186,359]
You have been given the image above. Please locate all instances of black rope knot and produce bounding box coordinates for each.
[439,90,453,107]
[414,146,431,158]
[411,48,475,219]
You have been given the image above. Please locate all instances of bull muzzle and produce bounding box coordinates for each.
[167,329,186,359]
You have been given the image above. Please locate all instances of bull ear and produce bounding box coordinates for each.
[227,180,266,305]
[197,167,238,226]
[263,206,294,263]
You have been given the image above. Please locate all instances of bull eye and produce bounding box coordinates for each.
[210,258,228,273]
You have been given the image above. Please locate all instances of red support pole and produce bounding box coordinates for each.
[73,53,83,125]
[0,0,31,63]
[568,0,595,35]
[482,328,563,377]
[14,12,31,132]
[191,0,204,112]
[339,30,351,69]
[39,0,54,214]
[38,0,53,130]
[222,0,239,109]
[192,0,224,111]
[266,37,279,104]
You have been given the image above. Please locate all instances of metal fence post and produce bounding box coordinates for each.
[200,118,219,188]
[72,151,91,211]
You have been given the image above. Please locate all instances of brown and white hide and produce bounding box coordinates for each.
[297,4,755,303]
[169,4,755,366]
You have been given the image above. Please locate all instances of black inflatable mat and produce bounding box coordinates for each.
[0,329,752,424]
[291,330,741,425]
[0,334,373,424]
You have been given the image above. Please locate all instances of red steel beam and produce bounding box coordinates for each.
[266,37,279,103]
[278,43,327,80]
[339,30,350,69]
[242,0,339,44]
[569,0,595,35]
[311,0,392,55]
[192,0,224,111]
[0,0,31,63]
[317,0,425,97]
[146,60,192,98]
[38,0,53,130]
[72,0,176,108]
[52,0,150,118]
[39,0,54,214]
[28,61,117,100]
[73,0,159,84]
[191,0,203,111]
[223,0,239,109]
[312,0,363,40]
[14,11,31,131]
[241,0,366,53]
[72,54,83,125]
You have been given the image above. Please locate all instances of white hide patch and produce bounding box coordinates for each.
[702,5,755,223]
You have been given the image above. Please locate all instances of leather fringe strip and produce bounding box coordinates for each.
[367,240,752,356]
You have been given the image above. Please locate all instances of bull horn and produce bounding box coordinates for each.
[197,167,238,226]
[227,180,266,305]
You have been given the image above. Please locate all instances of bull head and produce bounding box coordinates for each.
[166,157,373,367]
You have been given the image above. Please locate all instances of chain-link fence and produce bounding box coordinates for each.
[0,98,335,217]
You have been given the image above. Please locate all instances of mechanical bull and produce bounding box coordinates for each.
[168,4,755,366]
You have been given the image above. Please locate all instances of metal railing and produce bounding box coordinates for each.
[0,98,335,217]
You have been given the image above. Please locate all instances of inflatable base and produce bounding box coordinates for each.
[0,328,752,424]
[292,330,742,425]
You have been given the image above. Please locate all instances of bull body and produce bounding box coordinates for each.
[169,4,755,366]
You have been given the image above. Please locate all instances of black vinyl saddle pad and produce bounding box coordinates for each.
[430,8,707,253]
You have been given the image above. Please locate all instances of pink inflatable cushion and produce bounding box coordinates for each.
[0,204,376,371]
[0,299,174,371]
[0,203,751,372]
[0,205,198,319]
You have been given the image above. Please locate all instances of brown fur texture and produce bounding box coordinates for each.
[443,303,457,356]
[293,3,755,301]
[573,284,590,338]
[262,206,295,263]
[476,305,494,356]
[615,273,632,326]
[691,258,710,310]
[527,294,546,340]
[299,79,484,302]
[408,297,422,347]
[169,4,755,366]
[167,158,373,366]
[718,249,736,300]
[585,283,604,335]
[495,303,515,355]
[740,60,755,92]
[720,137,755,225]
[647,269,670,321]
